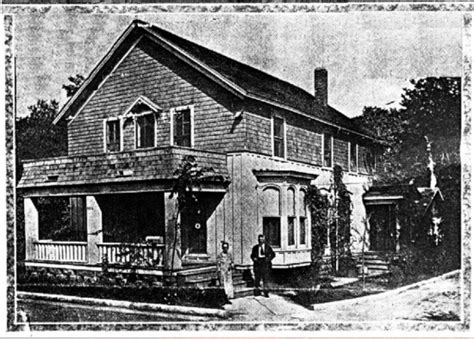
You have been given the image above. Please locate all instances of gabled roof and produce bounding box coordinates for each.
[54,19,377,141]
[363,184,444,217]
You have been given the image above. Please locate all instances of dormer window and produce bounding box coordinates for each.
[105,119,121,152]
[136,113,155,149]
[119,96,161,150]
[171,106,194,147]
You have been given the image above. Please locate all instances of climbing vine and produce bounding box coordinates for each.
[305,185,329,264]
[332,165,352,257]
[305,165,353,275]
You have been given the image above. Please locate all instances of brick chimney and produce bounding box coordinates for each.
[314,68,328,107]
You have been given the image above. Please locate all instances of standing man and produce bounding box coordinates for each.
[251,234,275,297]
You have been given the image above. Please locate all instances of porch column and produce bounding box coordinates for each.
[395,204,401,253]
[24,198,39,260]
[86,196,102,264]
[164,192,182,270]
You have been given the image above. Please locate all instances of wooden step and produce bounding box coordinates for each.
[234,287,254,299]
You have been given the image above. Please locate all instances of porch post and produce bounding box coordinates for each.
[395,204,401,253]
[24,198,39,260]
[86,196,103,264]
[164,192,182,270]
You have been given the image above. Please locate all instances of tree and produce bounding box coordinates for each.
[16,100,65,161]
[353,77,461,272]
[16,75,83,268]
[62,74,85,98]
[355,77,461,185]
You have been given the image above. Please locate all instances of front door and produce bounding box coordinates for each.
[367,204,396,251]
[181,206,207,255]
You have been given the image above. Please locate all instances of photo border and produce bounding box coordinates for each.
[3,3,472,332]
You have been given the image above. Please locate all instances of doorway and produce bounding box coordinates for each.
[367,204,396,251]
[180,193,223,255]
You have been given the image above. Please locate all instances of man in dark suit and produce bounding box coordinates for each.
[251,234,276,297]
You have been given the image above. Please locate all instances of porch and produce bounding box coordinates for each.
[18,146,230,283]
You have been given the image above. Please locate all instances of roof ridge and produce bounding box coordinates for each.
[147,23,316,99]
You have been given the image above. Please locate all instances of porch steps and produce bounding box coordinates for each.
[356,252,391,276]
[233,269,254,298]
[177,265,217,287]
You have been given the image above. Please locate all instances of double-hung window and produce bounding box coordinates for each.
[323,133,333,167]
[263,217,281,248]
[288,217,296,246]
[173,107,192,147]
[299,189,307,245]
[349,142,358,172]
[273,116,285,158]
[136,113,155,149]
[366,149,376,174]
[105,119,121,152]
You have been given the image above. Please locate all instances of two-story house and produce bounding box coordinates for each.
[18,20,382,285]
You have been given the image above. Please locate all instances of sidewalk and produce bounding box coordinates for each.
[225,270,460,322]
[225,293,314,321]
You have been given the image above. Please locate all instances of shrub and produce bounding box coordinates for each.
[335,254,358,277]
[387,242,458,286]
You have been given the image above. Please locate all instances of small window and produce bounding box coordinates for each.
[349,142,358,172]
[136,114,155,148]
[288,216,296,246]
[106,120,121,152]
[263,217,281,248]
[173,108,192,147]
[299,217,307,245]
[323,134,332,167]
[273,117,285,158]
[366,149,376,174]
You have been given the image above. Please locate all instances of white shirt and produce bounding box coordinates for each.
[258,244,265,258]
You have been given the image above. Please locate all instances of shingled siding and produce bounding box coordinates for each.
[286,125,322,166]
[333,138,349,171]
[68,38,245,156]
[244,113,272,155]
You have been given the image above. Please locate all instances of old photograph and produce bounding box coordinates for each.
[3,3,470,332]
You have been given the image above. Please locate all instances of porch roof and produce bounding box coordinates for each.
[18,146,229,191]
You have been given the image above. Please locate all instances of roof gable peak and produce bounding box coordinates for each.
[123,95,162,117]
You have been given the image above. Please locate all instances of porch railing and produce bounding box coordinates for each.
[98,243,164,267]
[34,241,87,262]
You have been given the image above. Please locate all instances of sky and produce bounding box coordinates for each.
[12,8,463,118]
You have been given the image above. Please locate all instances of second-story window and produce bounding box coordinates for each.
[273,116,285,158]
[323,133,332,167]
[173,107,192,147]
[136,114,155,148]
[366,148,376,174]
[105,119,121,152]
[349,142,358,172]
